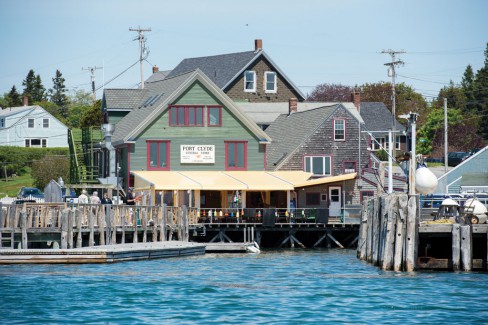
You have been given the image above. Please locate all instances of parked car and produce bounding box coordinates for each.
[17,187,44,199]
[447,152,470,167]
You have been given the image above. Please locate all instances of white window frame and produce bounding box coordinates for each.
[43,118,49,128]
[334,119,345,141]
[304,156,332,176]
[264,71,277,93]
[0,118,4,128]
[372,137,384,151]
[25,138,47,148]
[244,70,256,92]
[28,118,34,128]
[396,136,401,150]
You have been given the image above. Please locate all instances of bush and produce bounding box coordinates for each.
[0,146,69,177]
[374,149,388,161]
[31,155,70,189]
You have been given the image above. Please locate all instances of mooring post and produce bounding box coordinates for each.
[182,205,189,242]
[372,196,382,266]
[0,202,3,248]
[378,195,388,267]
[452,223,461,271]
[76,208,82,248]
[98,206,105,246]
[68,209,74,249]
[88,207,95,247]
[405,195,419,272]
[394,194,408,271]
[365,198,374,261]
[358,198,369,260]
[142,209,148,243]
[121,208,126,244]
[382,194,397,271]
[61,209,69,249]
[21,210,28,249]
[105,205,112,245]
[161,204,167,242]
[460,225,472,271]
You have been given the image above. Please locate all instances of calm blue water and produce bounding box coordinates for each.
[1,249,487,324]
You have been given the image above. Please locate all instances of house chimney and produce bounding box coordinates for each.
[351,91,360,110]
[289,97,298,115]
[152,65,159,74]
[255,39,263,51]
[22,96,29,106]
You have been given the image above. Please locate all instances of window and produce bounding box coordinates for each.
[28,118,34,128]
[244,71,256,92]
[372,137,384,151]
[306,192,321,205]
[208,106,222,127]
[304,156,331,176]
[360,191,374,203]
[334,119,345,141]
[321,193,328,202]
[0,118,4,128]
[225,141,247,170]
[25,139,47,148]
[264,71,277,93]
[343,161,357,174]
[169,106,203,126]
[396,136,401,150]
[147,140,170,170]
[43,118,49,128]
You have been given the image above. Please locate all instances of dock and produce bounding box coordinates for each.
[0,242,206,264]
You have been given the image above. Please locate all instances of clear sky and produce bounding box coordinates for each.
[0,0,487,102]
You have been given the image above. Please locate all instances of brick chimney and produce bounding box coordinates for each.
[289,97,297,115]
[22,96,29,106]
[152,66,159,74]
[255,39,263,52]
[351,91,360,111]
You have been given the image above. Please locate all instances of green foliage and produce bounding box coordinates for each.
[31,155,70,190]
[0,167,35,198]
[49,69,69,117]
[32,75,46,102]
[432,81,467,112]
[0,146,69,178]
[35,101,66,124]
[0,95,8,109]
[80,99,102,127]
[374,149,388,161]
[22,69,36,105]
[473,43,488,139]
[7,85,22,107]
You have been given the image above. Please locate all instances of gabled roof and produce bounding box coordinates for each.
[0,106,34,117]
[265,105,339,169]
[166,50,305,100]
[145,70,172,84]
[103,89,147,110]
[0,105,67,129]
[360,102,405,136]
[112,69,271,146]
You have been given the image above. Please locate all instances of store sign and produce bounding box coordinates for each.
[180,145,215,164]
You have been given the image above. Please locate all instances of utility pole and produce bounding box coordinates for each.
[82,66,103,100]
[444,98,448,174]
[381,49,405,160]
[129,26,151,89]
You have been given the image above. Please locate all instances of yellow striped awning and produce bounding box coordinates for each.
[131,171,356,191]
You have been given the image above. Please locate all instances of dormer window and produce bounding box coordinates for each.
[264,71,277,93]
[244,71,256,92]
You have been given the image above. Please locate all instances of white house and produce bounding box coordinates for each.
[0,105,68,148]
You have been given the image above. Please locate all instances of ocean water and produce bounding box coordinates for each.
[1,249,487,324]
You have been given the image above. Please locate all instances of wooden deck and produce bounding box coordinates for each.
[0,241,205,264]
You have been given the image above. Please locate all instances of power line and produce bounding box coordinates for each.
[82,66,103,100]
[129,26,151,90]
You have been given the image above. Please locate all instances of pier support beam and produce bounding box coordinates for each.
[394,194,408,271]
[452,224,461,271]
[405,195,419,272]
[461,225,472,271]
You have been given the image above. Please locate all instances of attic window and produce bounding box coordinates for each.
[28,118,34,128]
[169,106,204,127]
[264,72,277,93]
[0,118,4,128]
[244,71,256,92]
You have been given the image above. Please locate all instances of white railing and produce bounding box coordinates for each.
[0,195,45,205]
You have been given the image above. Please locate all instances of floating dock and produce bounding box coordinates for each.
[0,241,205,264]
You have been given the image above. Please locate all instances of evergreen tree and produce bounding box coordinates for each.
[32,74,46,103]
[49,69,69,118]
[22,69,36,105]
[7,85,22,107]
[473,43,488,140]
[461,64,475,113]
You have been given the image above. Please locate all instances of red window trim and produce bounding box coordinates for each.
[360,191,374,203]
[225,141,247,171]
[207,106,222,127]
[169,105,204,127]
[146,140,170,171]
[333,118,346,141]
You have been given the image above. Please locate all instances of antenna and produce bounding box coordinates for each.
[129,26,151,89]
[82,66,103,100]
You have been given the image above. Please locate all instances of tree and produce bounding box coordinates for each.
[22,69,36,105]
[6,85,22,107]
[32,75,46,103]
[432,81,467,112]
[0,95,8,109]
[461,64,476,113]
[473,42,488,140]
[80,99,102,127]
[307,83,355,102]
[49,69,69,117]
[31,155,70,190]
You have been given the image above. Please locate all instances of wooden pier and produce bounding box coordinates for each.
[357,193,488,272]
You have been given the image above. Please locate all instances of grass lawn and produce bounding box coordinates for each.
[0,168,34,198]
[427,162,445,167]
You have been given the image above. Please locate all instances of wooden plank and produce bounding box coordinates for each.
[382,194,397,271]
[76,209,82,248]
[132,208,138,244]
[0,203,3,248]
[314,233,327,248]
[452,223,461,271]
[461,225,472,271]
[357,199,369,260]
[68,209,74,249]
[394,194,408,271]
[327,232,344,249]
[371,196,381,266]
[142,209,147,243]
[378,195,388,267]
[160,205,167,242]
[366,198,374,262]
[406,195,419,272]
[21,211,28,249]
[121,208,126,244]
[60,209,68,249]
[88,208,94,247]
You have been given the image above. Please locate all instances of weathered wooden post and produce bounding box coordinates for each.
[452,223,461,271]
[132,207,138,243]
[382,194,397,271]
[151,207,157,242]
[394,194,408,271]
[378,195,388,267]
[460,225,472,271]
[76,208,83,248]
[21,210,28,249]
[0,202,3,248]
[358,198,369,260]
[182,205,189,242]
[159,204,167,242]
[372,196,382,266]
[121,208,126,244]
[366,197,374,262]
[88,206,95,247]
[142,208,148,243]
[61,209,69,249]
[105,204,112,245]
[405,195,419,272]
[67,209,74,249]
[10,205,15,249]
